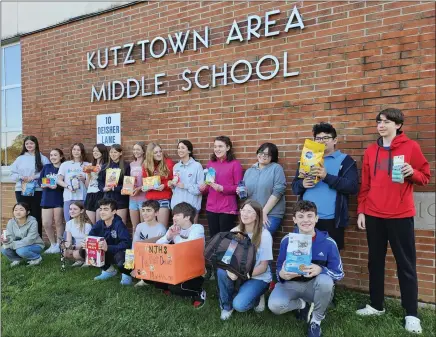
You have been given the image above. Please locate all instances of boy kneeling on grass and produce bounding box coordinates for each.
[154,202,206,308]
[132,200,167,287]
[80,198,132,285]
[268,200,344,337]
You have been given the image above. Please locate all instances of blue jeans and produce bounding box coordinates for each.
[217,268,269,312]
[2,244,43,261]
[266,216,282,235]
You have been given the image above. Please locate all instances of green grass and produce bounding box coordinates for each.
[1,254,435,337]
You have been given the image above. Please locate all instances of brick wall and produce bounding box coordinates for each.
[17,1,435,302]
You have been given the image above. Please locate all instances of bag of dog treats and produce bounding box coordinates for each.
[392,155,405,184]
[204,168,216,185]
[21,180,36,196]
[298,139,325,184]
[124,249,135,269]
[121,176,135,195]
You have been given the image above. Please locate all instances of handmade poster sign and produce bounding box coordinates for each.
[133,239,205,285]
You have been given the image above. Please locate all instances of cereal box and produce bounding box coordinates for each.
[284,233,312,275]
[85,236,105,267]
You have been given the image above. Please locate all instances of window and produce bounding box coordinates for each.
[1,43,23,166]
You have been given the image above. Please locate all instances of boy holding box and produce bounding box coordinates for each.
[80,198,132,285]
[268,200,344,337]
[356,109,430,334]
[155,202,206,308]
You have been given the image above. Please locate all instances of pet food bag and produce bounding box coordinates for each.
[298,139,325,184]
[85,236,105,267]
[70,175,81,191]
[124,249,135,269]
[204,168,216,185]
[284,233,312,275]
[121,176,135,195]
[142,176,161,191]
[21,180,36,196]
[392,155,405,184]
[105,168,121,188]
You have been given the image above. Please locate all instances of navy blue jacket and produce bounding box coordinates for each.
[88,214,131,254]
[291,154,358,228]
[276,228,344,283]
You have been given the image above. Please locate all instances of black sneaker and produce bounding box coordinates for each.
[297,301,314,323]
[192,289,206,309]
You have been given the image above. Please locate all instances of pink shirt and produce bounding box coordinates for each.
[130,160,146,202]
[204,159,243,214]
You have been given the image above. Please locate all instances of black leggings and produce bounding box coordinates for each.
[15,191,43,237]
[206,211,237,239]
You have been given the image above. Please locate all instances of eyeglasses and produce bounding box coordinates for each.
[257,152,271,157]
[314,136,334,142]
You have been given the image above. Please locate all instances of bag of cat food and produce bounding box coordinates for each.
[284,233,312,275]
[105,168,121,188]
[298,139,325,184]
[121,176,135,195]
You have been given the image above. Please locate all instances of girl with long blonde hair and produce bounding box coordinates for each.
[216,199,273,321]
[142,142,174,227]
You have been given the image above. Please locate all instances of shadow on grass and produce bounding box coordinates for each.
[1,255,435,337]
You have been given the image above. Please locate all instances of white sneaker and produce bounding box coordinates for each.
[254,294,265,313]
[134,280,149,287]
[405,316,422,334]
[27,256,42,267]
[51,244,61,254]
[220,309,234,321]
[71,261,84,267]
[44,245,55,254]
[356,304,385,316]
[10,260,21,267]
[80,263,89,268]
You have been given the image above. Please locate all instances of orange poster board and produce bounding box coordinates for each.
[133,239,205,285]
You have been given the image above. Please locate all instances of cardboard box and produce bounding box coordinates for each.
[85,236,105,267]
[133,239,205,285]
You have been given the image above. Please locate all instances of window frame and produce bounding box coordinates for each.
[1,41,22,182]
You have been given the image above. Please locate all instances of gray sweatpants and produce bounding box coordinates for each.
[268,274,334,322]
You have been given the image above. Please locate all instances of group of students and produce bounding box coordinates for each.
[1,108,430,336]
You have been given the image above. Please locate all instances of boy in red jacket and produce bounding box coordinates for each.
[356,108,430,334]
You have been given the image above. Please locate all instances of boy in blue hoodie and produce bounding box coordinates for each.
[268,200,344,337]
[80,198,132,285]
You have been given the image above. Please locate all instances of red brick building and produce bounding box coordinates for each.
[1,1,435,303]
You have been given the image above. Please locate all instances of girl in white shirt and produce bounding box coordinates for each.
[57,143,89,222]
[217,199,273,321]
[64,201,92,267]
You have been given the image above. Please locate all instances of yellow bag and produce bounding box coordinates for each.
[298,139,325,184]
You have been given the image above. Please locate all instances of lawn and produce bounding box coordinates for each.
[1,254,435,337]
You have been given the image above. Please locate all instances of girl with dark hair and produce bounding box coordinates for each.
[216,199,273,320]
[237,142,287,235]
[169,140,204,223]
[199,136,243,237]
[10,135,50,236]
[84,144,109,224]
[129,141,147,231]
[1,202,45,267]
[39,148,66,254]
[57,143,90,222]
[142,142,174,228]
[97,144,130,224]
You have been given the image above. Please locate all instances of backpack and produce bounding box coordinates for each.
[204,231,257,281]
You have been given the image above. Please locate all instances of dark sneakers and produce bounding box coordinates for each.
[308,322,322,337]
[192,289,207,309]
[298,301,314,323]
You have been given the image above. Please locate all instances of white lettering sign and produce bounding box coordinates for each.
[96,113,121,146]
